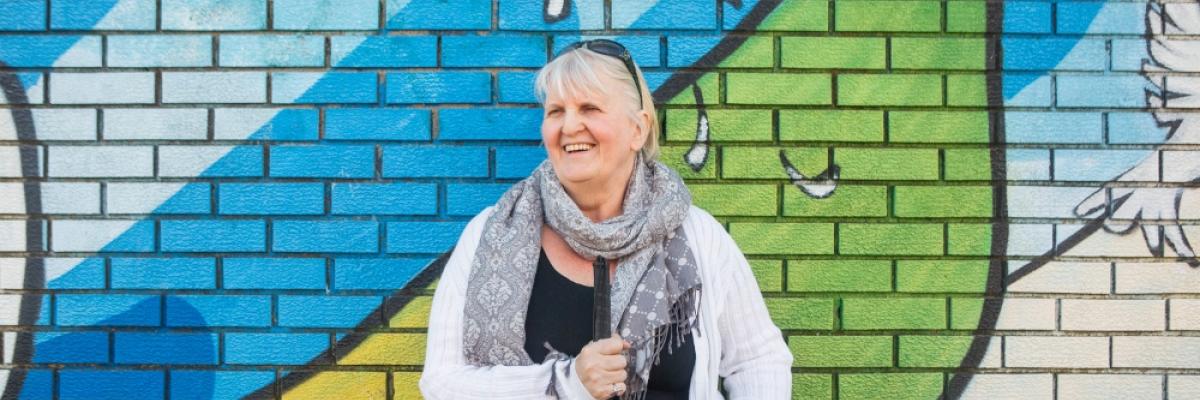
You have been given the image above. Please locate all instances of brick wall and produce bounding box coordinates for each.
[1,0,1197,399]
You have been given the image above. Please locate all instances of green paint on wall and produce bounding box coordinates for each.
[899,336,977,368]
[727,73,831,105]
[790,336,893,368]
[665,109,772,142]
[660,145,717,179]
[890,111,990,143]
[729,222,834,255]
[894,186,993,218]
[723,146,827,179]
[944,149,993,181]
[946,1,987,33]
[835,1,941,32]
[947,75,989,106]
[836,148,939,181]
[784,185,887,217]
[842,298,946,330]
[749,259,784,292]
[782,37,886,69]
[721,36,775,68]
[838,74,943,106]
[787,259,891,292]
[690,184,778,216]
[892,38,987,70]
[839,374,944,400]
[897,260,989,293]
[792,374,834,399]
[766,298,835,329]
[759,0,828,31]
[839,223,944,256]
[780,110,884,143]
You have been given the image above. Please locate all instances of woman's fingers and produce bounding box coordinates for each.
[577,335,631,399]
[591,334,626,355]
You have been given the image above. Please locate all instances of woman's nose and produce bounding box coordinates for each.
[561,109,585,134]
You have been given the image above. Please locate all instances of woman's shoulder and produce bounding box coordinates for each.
[459,206,495,241]
[681,205,726,240]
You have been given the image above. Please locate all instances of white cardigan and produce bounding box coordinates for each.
[420,206,793,399]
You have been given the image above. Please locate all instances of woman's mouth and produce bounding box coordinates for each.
[563,143,594,154]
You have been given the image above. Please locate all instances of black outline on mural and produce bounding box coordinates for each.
[779,151,839,199]
[247,1,787,398]
[651,0,781,103]
[242,252,453,399]
[0,62,45,400]
[943,3,1177,398]
[684,84,711,172]
[942,2,1007,398]
[543,0,571,23]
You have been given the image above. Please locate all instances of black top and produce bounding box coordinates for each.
[525,249,694,399]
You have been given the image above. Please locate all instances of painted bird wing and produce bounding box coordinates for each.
[1074,2,1200,266]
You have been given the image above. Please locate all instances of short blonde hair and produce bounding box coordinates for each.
[534,47,659,161]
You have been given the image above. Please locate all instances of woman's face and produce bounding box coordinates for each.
[541,72,647,189]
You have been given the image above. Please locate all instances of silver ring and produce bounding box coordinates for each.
[611,382,625,395]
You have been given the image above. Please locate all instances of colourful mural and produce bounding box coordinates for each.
[1,0,1198,399]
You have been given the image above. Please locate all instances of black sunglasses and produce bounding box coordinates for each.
[555,39,644,109]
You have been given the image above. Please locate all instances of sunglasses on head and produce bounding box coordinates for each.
[555,39,645,109]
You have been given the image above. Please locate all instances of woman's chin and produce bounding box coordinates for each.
[552,164,601,186]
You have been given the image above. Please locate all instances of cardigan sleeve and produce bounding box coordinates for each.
[697,209,793,398]
[419,208,594,400]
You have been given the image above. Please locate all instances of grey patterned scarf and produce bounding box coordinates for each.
[463,155,701,399]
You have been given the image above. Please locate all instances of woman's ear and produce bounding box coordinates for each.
[630,110,652,151]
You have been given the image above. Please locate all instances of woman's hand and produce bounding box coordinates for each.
[575,333,631,399]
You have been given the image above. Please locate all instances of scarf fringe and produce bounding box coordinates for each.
[542,342,570,398]
[620,287,701,400]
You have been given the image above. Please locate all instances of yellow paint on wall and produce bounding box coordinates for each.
[388,296,433,328]
[338,333,427,365]
[282,371,387,400]
[393,372,424,399]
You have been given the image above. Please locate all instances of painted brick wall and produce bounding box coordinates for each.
[1,0,1198,399]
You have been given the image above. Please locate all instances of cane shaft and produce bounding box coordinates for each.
[592,257,610,341]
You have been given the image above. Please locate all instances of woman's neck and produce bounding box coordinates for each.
[561,160,635,222]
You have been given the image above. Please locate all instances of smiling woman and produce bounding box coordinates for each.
[419,40,792,400]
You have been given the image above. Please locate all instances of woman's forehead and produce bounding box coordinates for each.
[543,78,614,105]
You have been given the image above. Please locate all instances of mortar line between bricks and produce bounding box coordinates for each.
[885,37,892,72]
[94,107,104,141]
[1056,298,1062,331]
[832,373,839,400]
[604,0,612,31]
[1110,262,1117,295]
[42,72,50,105]
[386,367,395,400]
[267,0,275,30]
[155,71,163,105]
[377,0,386,33]
[206,108,215,141]
[212,34,220,68]
[940,0,948,33]
[107,329,115,365]
[714,0,722,34]
[1109,336,1114,369]
[1053,372,1059,400]
[827,0,834,32]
